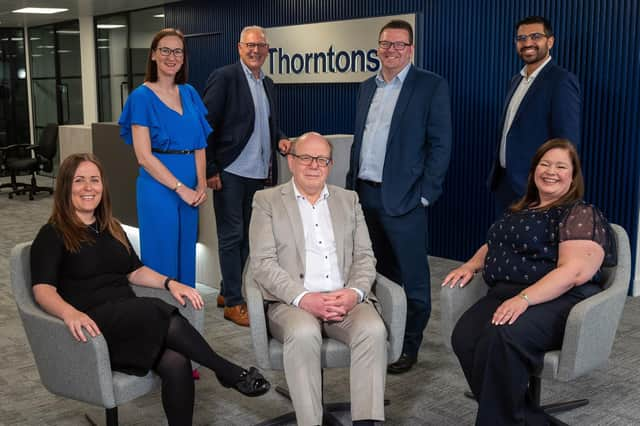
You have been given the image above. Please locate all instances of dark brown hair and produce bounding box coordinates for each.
[511,139,584,212]
[49,153,129,253]
[144,28,188,84]
[379,20,414,45]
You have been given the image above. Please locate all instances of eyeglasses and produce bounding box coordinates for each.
[514,33,548,43]
[378,40,411,51]
[290,153,332,167]
[240,42,269,50]
[156,47,184,58]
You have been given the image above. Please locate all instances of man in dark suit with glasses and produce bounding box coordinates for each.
[203,25,289,327]
[347,19,452,374]
[488,15,581,216]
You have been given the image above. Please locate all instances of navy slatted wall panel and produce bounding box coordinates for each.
[168,0,639,292]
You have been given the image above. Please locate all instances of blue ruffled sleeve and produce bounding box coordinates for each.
[184,84,212,149]
[119,86,174,150]
[118,86,155,145]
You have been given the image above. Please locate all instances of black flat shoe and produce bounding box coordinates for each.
[387,353,417,375]
[223,367,270,397]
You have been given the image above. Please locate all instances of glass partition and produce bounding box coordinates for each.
[0,28,29,149]
[29,20,83,140]
[96,7,164,122]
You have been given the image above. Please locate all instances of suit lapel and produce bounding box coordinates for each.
[236,62,255,122]
[510,63,554,127]
[502,74,522,121]
[387,65,416,142]
[327,187,345,273]
[280,182,306,269]
[354,79,377,149]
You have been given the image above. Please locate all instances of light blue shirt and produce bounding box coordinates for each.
[358,63,411,183]
[225,61,272,179]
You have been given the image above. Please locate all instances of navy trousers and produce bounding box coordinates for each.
[213,171,264,307]
[357,180,430,357]
[451,282,600,425]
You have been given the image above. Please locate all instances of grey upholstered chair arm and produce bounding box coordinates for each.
[18,308,117,407]
[555,223,631,381]
[373,273,407,363]
[555,286,627,381]
[245,271,271,370]
[131,285,204,333]
[439,274,488,349]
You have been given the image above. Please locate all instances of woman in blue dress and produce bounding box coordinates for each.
[119,28,210,288]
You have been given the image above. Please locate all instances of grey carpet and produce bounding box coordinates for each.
[1,185,639,425]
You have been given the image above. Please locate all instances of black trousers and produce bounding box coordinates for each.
[451,282,600,425]
[213,171,264,307]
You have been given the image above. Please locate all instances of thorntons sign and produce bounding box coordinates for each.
[263,14,415,84]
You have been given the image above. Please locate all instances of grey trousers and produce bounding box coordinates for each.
[268,301,387,426]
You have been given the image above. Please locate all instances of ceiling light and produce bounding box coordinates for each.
[96,24,126,29]
[97,38,109,42]
[153,14,165,18]
[12,7,68,14]
[56,30,80,35]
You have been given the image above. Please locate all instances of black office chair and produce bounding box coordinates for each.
[5,124,58,200]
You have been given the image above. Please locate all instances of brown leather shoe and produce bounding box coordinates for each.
[217,294,225,308]
[224,304,250,327]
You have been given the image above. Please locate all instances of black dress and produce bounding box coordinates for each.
[31,222,178,376]
[451,201,617,425]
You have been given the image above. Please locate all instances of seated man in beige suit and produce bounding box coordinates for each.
[249,132,387,426]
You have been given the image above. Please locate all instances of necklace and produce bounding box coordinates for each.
[87,222,100,235]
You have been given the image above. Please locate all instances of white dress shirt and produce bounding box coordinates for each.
[291,181,364,306]
[499,56,552,167]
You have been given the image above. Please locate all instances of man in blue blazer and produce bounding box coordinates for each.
[347,19,452,374]
[488,16,581,216]
[203,26,288,326]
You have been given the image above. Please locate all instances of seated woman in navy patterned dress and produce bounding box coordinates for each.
[31,153,269,426]
[442,139,617,425]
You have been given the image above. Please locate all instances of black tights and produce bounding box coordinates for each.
[154,314,245,425]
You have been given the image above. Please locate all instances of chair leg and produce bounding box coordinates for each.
[530,376,589,423]
[106,407,118,426]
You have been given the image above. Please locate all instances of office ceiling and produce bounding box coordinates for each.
[0,0,173,28]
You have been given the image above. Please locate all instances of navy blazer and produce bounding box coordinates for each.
[347,65,452,217]
[202,62,286,179]
[488,62,581,196]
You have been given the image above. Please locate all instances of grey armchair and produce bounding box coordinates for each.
[9,240,205,426]
[440,223,631,423]
[246,271,406,426]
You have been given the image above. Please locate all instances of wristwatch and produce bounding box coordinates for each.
[173,181,183,192]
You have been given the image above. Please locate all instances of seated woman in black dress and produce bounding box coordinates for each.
[442,139,616,425]
[31,153,270,425]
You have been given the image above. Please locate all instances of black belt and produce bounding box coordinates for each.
[357,178,382,188]
[152,148,195,155]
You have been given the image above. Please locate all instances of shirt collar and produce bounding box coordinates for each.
[520,56,552,82]
[292,179,330,203]
[375,62,412,87]
[240,60,264,81]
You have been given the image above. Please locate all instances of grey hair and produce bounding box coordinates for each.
[240,26,267,42]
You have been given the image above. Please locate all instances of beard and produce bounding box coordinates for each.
[519,45,549,64]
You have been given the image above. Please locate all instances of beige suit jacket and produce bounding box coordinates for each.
[249,180,376,304]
